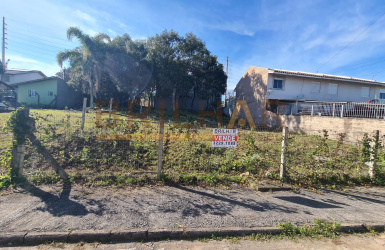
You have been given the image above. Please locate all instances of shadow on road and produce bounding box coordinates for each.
[21,182,105,217]
[322,189,385,205]
[274,196,342,209]
[174,186,298,217]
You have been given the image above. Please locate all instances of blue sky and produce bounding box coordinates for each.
[1,0,385,90]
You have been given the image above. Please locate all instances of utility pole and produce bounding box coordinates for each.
[2,17,7,64]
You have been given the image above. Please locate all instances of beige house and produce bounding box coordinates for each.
[235,66,385,126]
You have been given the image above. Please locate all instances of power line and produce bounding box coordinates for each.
[8,29,72,47]
[356,67,385,78]
[8,33,68,50]
[8,38,62,53]
[7,49,54,61]
[316,11,385,72]
[6,19,71,43]
[8,43,57,58]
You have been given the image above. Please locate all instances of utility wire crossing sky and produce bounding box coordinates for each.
[2,0,385,90]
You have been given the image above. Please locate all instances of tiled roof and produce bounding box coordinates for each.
[4,69,47,77]
[271,69,385,85]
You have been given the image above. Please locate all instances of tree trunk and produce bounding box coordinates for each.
[190,88,196,111]
[26,133,69,181]
[172,88,176,112]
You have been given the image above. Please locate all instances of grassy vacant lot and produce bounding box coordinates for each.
[0,109,384,189]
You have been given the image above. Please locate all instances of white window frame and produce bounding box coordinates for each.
[328,83,338,95]
[311,82,320,93]
[273,78,284,90]
[361,87,370,98]
[29,90,36,98]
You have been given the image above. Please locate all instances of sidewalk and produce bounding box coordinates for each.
[0,183,385,245]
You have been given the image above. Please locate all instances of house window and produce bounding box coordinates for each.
[311,82,320,93]
[273,79,283,89]
[29,90,36,97]
[3,75,10,82]
[328,83,338,95]
[48,91,53,96]
[380,93,385,99]
[361,87,370,98]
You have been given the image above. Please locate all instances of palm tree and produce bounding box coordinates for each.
[57,27,111,108]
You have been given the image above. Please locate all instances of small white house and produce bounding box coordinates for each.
[1,69,47,86]
[235,66,385,124]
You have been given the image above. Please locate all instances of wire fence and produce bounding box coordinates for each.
[0,109,384,186]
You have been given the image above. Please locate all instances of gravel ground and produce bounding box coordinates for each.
[0,184,385,233]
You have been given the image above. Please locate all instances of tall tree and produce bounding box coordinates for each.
[146,30,227,110]
[103,34,153,100]
[57,27,111,108]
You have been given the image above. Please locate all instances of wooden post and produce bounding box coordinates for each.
[280,127,288,179]
[81,97,87,131]
[369,130,380,180]
[311,105,314,116]
[157,100,165,180]
[332,103,335,117]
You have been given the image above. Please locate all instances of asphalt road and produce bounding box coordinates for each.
[0,184,385,233]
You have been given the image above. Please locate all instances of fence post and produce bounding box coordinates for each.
[369,130,380,180]
[311,105,314,116]
[109,98,113,120]
[11,108,29,178]
[81,97,87,131]
[280,127,288,179]
[341,104,344,118]
[332,103,335,117]
[157,100,165,180]
[10,108,29,178]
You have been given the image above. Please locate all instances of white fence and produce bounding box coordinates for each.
[297,102,385,119]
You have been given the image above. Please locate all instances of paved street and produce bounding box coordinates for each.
[1,184,384,233]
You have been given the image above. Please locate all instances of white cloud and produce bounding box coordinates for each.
[210,21,255,36]
[7,55,40,64]
[7,54,61,77]
[75,10,96,23]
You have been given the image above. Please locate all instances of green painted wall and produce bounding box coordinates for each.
[17,79,57,107]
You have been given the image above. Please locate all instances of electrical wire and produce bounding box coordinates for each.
[8,44,57,58]
[6,19,72,43]
[7,49,55,61]
[316,12,385,72]
[8,33,69,50]
[7,28,74,47]
[8,39,63,53]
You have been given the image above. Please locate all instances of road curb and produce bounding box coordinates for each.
[1,223,384,246]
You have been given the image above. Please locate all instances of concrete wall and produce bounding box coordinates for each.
[235,66,282,126]
[281,115,385,144]
[268,74,382,102]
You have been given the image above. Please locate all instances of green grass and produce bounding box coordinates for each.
[0,109,384,190]
[198,219,344,243]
